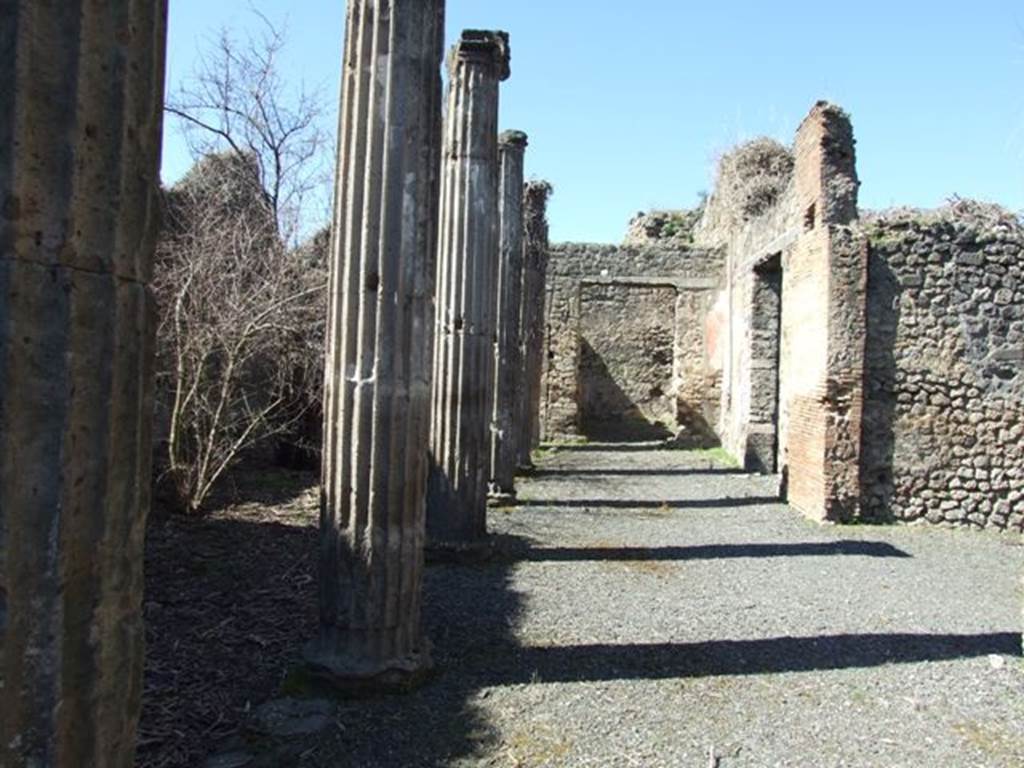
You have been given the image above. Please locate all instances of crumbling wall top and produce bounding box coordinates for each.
[794,100,858,226]
[694,138,795,248]
[626,208,704,247]
[862,198,1023,234]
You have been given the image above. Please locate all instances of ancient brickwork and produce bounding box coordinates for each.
[695,102,866,522]
[696,148,799,471]
[578,282,678,440]
[861,205,1024,530]
[541,244,723,442]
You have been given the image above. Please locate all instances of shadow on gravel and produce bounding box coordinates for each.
[543,442,671,452]
[483,632,1023,685]
[532,467,746,478]
[516,496,780,510]
[142,470,530,768]
[313,549,528,766]
[142,459,987,767]
[500,540,911,562]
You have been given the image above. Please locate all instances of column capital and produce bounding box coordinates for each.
[449,29,511,81]
[499,130,529,150]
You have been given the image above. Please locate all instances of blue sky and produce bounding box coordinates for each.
[162,0,1024,243]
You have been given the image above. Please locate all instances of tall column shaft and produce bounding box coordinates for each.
[428,31,511,547]
[0,3,167,766]
[516,181,554,469]
[308,0,445,688]
[489,131,529,498]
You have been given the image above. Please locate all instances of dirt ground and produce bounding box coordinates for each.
[138,469,321,768]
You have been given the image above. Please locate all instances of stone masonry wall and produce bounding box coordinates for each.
[861,205,1024,531]
[541,243,723,441]
[578,282,678,440]
[695,102,866,522]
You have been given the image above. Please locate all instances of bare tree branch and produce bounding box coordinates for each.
[165,12,331,245]
[154,152,327,514]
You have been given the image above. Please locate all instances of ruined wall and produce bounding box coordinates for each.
[578,282,677,440]
[696,102,866,522]
[861,204,1024,531]
[700,176,798,469]
[541,244,723,442]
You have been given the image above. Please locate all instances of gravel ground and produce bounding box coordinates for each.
[203,445,1024,768]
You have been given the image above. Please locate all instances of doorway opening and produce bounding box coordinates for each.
[746,253,783,472]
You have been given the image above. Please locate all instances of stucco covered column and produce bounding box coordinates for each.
[428,30,511,551]
[0,3,168,766]
[489,130,529,500]
[307,0,446,690]
[516,181,554,469]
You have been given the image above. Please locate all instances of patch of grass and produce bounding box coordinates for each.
[866,228,912,251]
[631,502,676,519]
[502,724,573,766]
[280,662,436,701]
[532,437,589,461]
[690,446,741,468]
[531,446,556,461]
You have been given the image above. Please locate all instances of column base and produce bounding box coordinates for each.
[302,643,434,697]
[425,537,495,564]
[487,489,517,508]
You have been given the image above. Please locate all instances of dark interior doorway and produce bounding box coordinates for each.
[746,254,783,472]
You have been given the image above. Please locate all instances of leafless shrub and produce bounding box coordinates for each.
[275,227,331,469]
[154,153,326,514]
[165,11,330,244]
[155,14,332,512]
[697,139,795,245]
[717,138,794,221]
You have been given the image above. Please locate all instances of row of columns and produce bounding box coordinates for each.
[424,31,552,553]
[426,31,511,551]
[0,2,553,763]
[305,15,557,694]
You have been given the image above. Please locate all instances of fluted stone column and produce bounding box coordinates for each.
[489,131,529,501]
[306,0,445,690]
[0,4,167,767]
[428,31,511,550]
[516,181,554,470]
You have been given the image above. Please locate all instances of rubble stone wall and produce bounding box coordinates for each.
[541,243,723,441]
[538,100,1022,534]
[860,207,1024,530]
[578,282,678,440]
